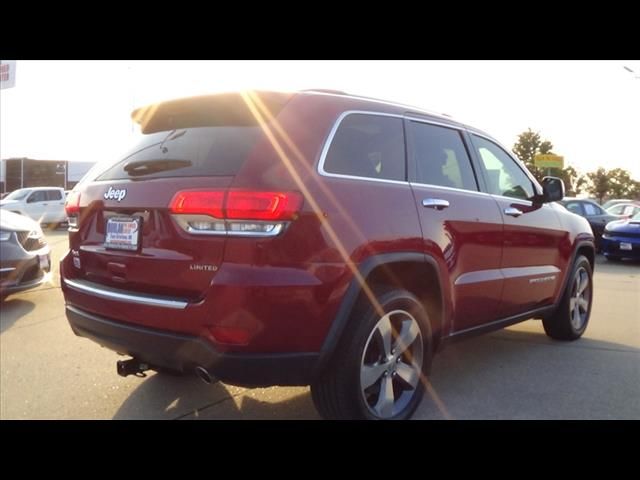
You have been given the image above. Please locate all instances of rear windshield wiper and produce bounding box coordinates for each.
[123,159,192,176]
[159,129,187,153]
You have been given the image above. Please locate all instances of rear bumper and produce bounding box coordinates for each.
[65,304,319,387]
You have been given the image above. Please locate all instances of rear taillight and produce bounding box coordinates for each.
[65,191,81,215]
[226,191,302,221]
[168,190,303,237]
[65,191,81,228]
[169,191,224,218]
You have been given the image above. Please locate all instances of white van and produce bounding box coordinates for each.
[0,187,67,225]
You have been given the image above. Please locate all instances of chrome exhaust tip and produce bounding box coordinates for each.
[194,366,214,384]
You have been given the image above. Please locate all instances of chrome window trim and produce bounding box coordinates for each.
[405,117,481,193]
[316,110,538,201]
[470,131,523,166]
[317,110,468,189]
[404,116,464,131]
[469,131,542,197]
[0,267,17,273]
[317,110,407,185]
[409,181,492,198]
[64,278,188,310]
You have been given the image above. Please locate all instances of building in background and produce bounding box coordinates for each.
[0,158,96,193]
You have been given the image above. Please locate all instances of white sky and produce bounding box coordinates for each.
[1,60,639,178]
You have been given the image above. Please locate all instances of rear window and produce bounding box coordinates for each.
[97,126,263,181]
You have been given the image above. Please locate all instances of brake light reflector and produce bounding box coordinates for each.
[169,191,225,218]
[208,326,251,345]
[65,191,81,216]
[226,191,303,221]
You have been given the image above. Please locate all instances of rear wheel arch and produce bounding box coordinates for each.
[554,240,595,307]
[315,252,446,377]
[576,243,595,271]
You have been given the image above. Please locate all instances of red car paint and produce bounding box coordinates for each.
[60,90,595,385]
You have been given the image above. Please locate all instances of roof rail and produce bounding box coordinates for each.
[301,89,348,95]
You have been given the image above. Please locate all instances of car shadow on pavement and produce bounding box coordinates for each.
[0,298,36,333]
[113,372,319,420]
[417,327,640,420]
[113,327,639,420]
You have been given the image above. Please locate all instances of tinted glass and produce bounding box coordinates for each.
[28,191,47,203]
[564,202,584,215]
[324,114,405,181]
[47,190,62,201]
[472,135,535,200]
[97,126,264,181]
[583,203,603,216]
[409,121,477,191]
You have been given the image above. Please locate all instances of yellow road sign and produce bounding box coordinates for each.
[534,154,564,169]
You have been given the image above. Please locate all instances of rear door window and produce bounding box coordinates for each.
[97,126,264,181]
[408,121,478,191]
[323,114,405,181]
[47,190,62,201]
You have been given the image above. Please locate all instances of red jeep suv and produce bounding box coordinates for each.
[61,90,595,420]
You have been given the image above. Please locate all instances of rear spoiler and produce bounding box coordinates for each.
[131,91,294,134]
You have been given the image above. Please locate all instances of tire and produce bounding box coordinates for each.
[542,255,593,341]
[311,287,433,420]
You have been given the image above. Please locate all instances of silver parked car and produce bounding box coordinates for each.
[0,210,52,300]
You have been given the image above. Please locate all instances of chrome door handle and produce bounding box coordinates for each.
[422,198,450,210]
[504,207,523,217]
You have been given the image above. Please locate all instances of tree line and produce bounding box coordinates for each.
[512,128,640,203]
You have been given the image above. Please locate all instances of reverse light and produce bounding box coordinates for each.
[65,191,81,228]
[168,190,303,237]
[65,191,81,216]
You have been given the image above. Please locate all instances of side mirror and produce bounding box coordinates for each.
[541,176,565,203]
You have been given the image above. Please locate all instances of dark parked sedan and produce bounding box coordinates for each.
[601,212,640,261]
[0,210,52,300]
[559,198,619,250]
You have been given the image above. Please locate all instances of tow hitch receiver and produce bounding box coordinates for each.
[117,358,150,378]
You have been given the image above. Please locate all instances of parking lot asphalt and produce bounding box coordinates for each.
[1,230,638,419]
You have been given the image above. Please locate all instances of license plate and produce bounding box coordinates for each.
[105,217,142,251]
[39,254,50,270]
[620,242,632,251]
